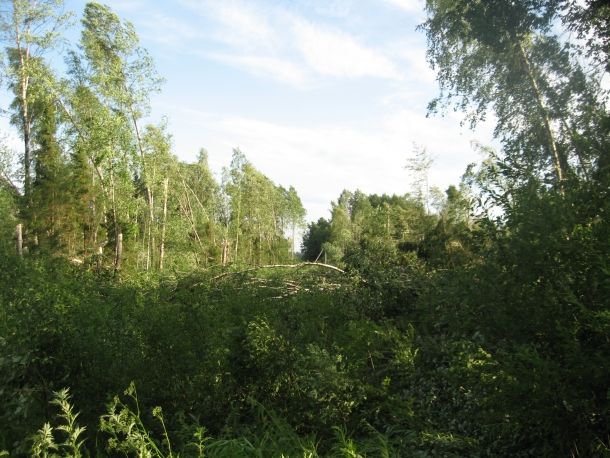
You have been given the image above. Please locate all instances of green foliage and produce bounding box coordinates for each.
[405,144,435,213]
[302,189,436,268]
[0,246,458,457]
[1,1,610,457]
[4,171,610,456]
[222,148,305,266]
[301,218,332,262]
[101,382,175,457]
[421,0,608,182]
[30,389,86,458]
[0,2,307,270]
[0,137,18,247]
[449,180,610,455]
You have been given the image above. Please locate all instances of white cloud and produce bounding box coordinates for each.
[302,0,354,17]
[207,54,309,86]
[174,0,312,84]
[178,0,275,51]
[381,0,424,12]
[210,1,272,43]
[139,14,203,45]
[166,107,496,222]
[384,34,436,83]
[294,21,400,79]
[134,0,405,85]
[380,90,419,106]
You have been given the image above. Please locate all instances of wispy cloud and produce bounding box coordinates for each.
[381,0,424,12]
[294,21,400,79]
[208,54,309,86]
[165,0,402,85]
[301,0,354,17]
[388,38,436,84]
[138,13,203,45]
[165,106,496,222]
[178,0,276,50]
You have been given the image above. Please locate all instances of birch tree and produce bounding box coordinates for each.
[78,2,164,265]
[405,144,434,214]
[284,185,306,259]
[420,0,607,183]
[0,0,72,198]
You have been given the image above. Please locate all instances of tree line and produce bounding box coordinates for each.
[0,1,306,271]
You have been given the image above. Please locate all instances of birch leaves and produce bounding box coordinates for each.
[0,0,73,197]
[421,0,607,183]
[222,149,307,265]
[0,1,308,269]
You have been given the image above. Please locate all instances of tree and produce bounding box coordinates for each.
[177,148,221,266]
[329,190,354,255]
[0,133,18,196]
[27,78,65,250]
[0,135,18,245]
[565,0,610,72]
[301,217,332,262]
[0,0,72,199]
[140,121,172,269]
[420,0,607,183]
[222,149,295,265]
[405,144,434,214]
[223,148,249,262]
[284,185,306,259]
[77,1,164,267]
[61,79,128,263]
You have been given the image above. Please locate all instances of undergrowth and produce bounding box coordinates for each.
[3,178,610,458]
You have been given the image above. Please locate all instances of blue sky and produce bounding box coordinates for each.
[7,0,498,223]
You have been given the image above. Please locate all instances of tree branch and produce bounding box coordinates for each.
[0,172,21,196]
[212,262,345,280]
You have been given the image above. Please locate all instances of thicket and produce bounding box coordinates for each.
[1,0,610,456]
[2,175,610,457]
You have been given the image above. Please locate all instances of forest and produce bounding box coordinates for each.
[0,0,609,456]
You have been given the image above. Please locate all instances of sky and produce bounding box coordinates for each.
[3,0,498,224]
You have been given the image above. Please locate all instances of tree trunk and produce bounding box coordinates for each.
[560,117,590,181]
[22,111,31,199]
[126,98,156,262]
[518,41,566,182]
[146,220,151,270]
[177,186,205,255]
[115,233,123,271]
[97,245,103,275]
[292,224,296,259]
[221,238,228,266]
[16,224,23,258]
[146,178,154,271]
[19,43,32,200]
[110,166,121,267]
[159,178,169,270]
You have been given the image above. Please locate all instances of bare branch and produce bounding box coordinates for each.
[212,262,345,280]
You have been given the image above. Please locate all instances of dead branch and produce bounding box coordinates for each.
[212,262,345,280]
[0,173,21,196]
